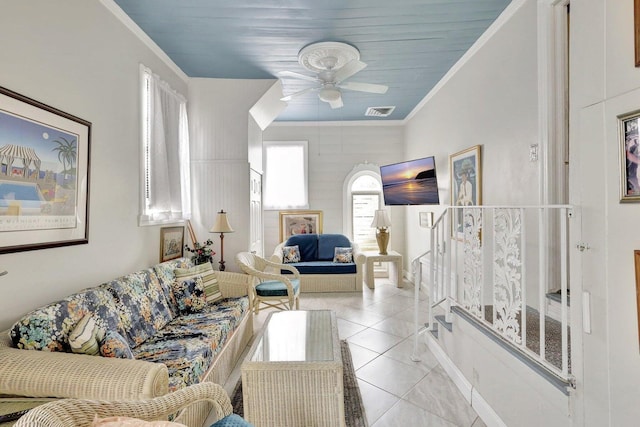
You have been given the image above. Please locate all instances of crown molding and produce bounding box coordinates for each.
[404,0,528,124]
[99,0,189,83]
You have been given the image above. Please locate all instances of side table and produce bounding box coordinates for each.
[363,250,403,289]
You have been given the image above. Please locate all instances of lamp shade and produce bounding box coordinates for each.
[371,209,391,229]
[210,210,235,233]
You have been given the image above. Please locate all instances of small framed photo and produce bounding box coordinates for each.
[160,226,184,262]
[450,145,482,238]
[620,110,640,202]
[279,210,323,242]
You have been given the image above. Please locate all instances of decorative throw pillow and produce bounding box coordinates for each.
[92,415,187,426]
[171,277,207,314]
[69,314,105,356]
[283,245,301,263]
[333,247,353,263]
[174,262,222,304]
[209,414,255,427]
[100,330,134,359]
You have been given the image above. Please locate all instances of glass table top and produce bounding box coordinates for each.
[251,310,335,363]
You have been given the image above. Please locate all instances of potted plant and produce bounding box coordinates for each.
[184,239,216,265]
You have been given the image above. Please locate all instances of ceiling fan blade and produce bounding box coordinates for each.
[278,70,319,83]
[329,96,344,109]
[333,59,367,83]
[280,87,318,101]
[339,81,388,94]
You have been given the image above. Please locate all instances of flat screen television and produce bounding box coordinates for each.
[380,156,440,205]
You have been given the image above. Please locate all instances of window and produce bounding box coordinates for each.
[342,164,386,244]
[351,175,382,251]
[140,65,191,225]
[263,141,308,209]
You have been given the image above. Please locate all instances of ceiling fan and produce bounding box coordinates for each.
[279,41,388,109]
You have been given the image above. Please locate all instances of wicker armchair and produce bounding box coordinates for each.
[235,252,300,314]
[13,382,232,427]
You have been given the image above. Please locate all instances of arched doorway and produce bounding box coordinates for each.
[343,163,384,252]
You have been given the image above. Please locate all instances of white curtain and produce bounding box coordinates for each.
[142,66,191,222]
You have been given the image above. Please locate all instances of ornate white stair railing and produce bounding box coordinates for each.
[413,205,573,385]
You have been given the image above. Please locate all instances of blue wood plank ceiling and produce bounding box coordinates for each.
[114,0,511,122]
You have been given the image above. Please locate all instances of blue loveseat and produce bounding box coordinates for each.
[271,233,364,292]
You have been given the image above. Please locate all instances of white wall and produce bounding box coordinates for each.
[187,78,273,271]
[404,0,540,274]
[262,122,404,257]
[0,1,188,331]
[403,1,567,425]
[571,1,640,426]
[404,0,640,425]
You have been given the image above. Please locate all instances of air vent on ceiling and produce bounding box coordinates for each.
[365,106,395,117]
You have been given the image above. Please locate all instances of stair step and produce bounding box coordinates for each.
[426,322,439,339]
[435,315,453,332]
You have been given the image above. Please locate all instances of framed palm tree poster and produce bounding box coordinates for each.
[0,85,91,253]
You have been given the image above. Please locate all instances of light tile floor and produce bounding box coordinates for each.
[220,276,486,427]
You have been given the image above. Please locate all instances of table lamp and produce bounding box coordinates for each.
[210,210,234,271]
[371,209,391,255]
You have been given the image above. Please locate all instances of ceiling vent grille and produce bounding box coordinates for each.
[365,106,395,117]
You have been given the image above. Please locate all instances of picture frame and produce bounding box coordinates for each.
[619,109,640,202]
[186,219,198,245]
[160,226,184,262]
[450,145,482,239]
[634,250,640,349]
[0,85,91,254]
[279,210,323,242]
[635,0,640,67]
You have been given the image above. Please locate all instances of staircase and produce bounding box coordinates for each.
[411,205,574,393]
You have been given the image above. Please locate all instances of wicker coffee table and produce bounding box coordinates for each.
[241,310,345,427]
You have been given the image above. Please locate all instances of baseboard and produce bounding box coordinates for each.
[424,333,507,427]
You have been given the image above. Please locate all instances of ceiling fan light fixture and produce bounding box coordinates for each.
[318,87,341,103]
[298,42,360,73]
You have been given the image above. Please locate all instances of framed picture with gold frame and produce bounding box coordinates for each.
[449,145,482,239]
[279,210,323,242]
[160,226,184,262]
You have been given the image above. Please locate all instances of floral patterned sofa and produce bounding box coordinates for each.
[0,258,253,427]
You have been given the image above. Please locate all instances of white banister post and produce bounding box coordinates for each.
[560,207,569,375]
[412,255,423,362]
[479,208,485,321]
[429,220,436,332]
[538,207,546,360]
[521,207,527,348]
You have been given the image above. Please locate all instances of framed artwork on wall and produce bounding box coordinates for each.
[186,219,198,244]
[0,85,91,254]
[449,145,482,239]
[619,109,640,202]
[634,250,640,349]
[279,210,323,242]
[160,226,184,262]
[635,0,640,67]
